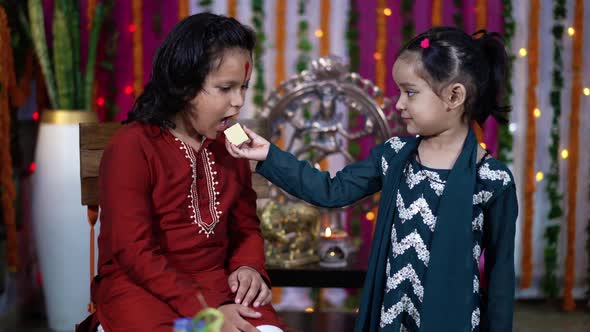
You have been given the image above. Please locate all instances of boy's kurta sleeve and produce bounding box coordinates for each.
[255,143,385,208]
[226,158,269,282]
[482,185,518,331]
[100,133,230,316]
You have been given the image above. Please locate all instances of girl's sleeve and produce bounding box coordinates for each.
[482,184,518,331]
[255,143,386,208]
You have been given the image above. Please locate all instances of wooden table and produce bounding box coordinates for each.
[266,247,370,288]
[277,310,357,332]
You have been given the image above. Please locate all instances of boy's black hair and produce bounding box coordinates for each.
[125,12,256,128]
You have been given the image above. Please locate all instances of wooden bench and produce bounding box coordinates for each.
[79,122,121,313]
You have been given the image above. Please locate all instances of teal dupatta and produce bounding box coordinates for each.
[356,129,479,332]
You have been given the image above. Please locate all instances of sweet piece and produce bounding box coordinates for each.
[224,122,250,145]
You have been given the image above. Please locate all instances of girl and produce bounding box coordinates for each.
[227,27,518,332]
[77,13,284,332]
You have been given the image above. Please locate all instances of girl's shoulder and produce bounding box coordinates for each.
[475,157,516,205]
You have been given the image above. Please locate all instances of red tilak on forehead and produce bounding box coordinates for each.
[243,62,250,83]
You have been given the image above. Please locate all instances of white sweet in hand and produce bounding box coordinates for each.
[224,123,250,146]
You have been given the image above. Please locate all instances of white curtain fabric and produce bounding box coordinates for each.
[512,0,589,299]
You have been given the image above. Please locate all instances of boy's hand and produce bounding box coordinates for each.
[228,266,272,308]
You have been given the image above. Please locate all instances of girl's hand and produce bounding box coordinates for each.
[225,126,271,161]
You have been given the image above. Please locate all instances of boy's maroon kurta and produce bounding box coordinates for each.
[88,122,280,331]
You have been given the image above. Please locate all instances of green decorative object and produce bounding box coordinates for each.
[295,0,314,159]
[542,0,566,300]
[453,0,464,29]
[193,308,224,332]
[295,0,311,73]
[587,177,590,301]
[401,0,415,43]
[346,0,359,73]
[199,0,213,12]
[97,0,120,120]
[251,0,265,110]
[498,0,515,164]
[27,0,105,111]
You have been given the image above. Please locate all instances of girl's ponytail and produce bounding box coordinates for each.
[472,30,511,125]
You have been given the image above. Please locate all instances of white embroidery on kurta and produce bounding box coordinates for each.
[178,140,221,238]
[386,136,406,153]
[391,227,430,266]
[473,191,493,205]
[478,163,511,186]
[473,275,479,293]
[472,212,484,231]
[382,156,389,176]
[380,294,421,328]
[404,164,446,196]
[385,262,424,302]
[397,193,437,231]
[400,324,410,332]
[471,308,480,331]
[473,244,481,262]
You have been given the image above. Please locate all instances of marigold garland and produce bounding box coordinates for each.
[4,2,33,109]
[274,0,286,87]
[179,0,189,19]
[270,0,286,305]
[319,0,330,56]
[476,0,487,30]
[0,6,18,272]
[563,0,584,312]
[132,0,143,96]
[9,51,33,109]
[520,0,540,289]
[274,0,286,149]
[87,0,96,31]
[431,0,442,26]
[542,0,566,300]
[227,0,237,18]
[317,0,330,170]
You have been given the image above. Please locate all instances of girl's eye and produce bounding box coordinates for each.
[407,91,416,97]
[219,86,232,92]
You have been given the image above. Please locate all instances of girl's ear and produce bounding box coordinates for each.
[443,83,467,110]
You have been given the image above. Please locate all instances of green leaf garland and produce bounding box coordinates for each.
[251,0,265,109]
[542,0,567,299]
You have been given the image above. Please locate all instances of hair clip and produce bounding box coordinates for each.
[420,38,430,49]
